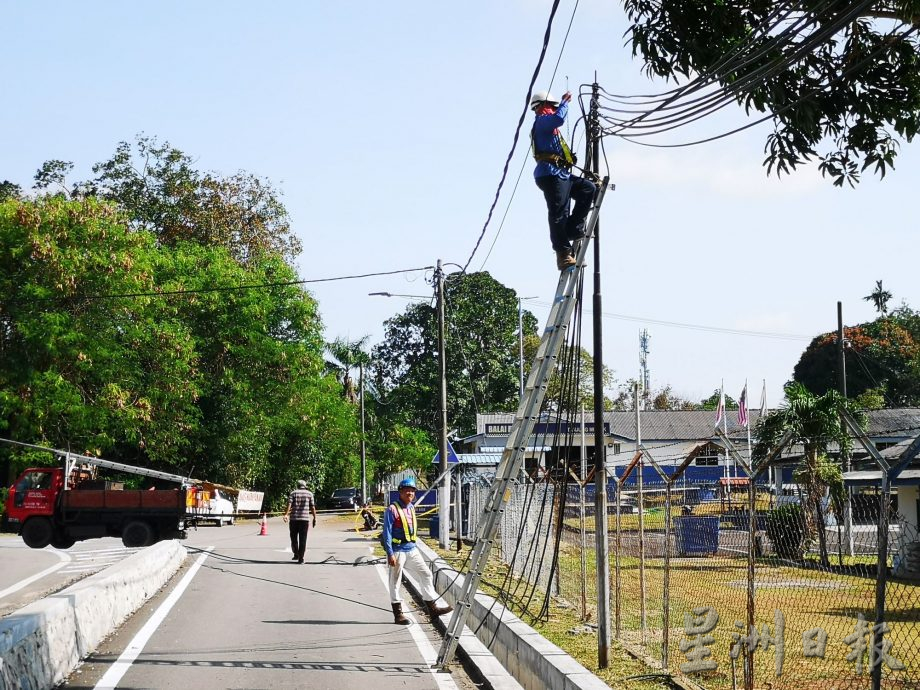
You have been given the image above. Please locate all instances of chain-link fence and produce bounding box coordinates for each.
[465,469,920,690]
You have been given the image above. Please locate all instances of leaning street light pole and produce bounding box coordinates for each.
[436,260,450,549]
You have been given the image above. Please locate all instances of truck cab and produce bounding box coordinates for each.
[6,467,62,523]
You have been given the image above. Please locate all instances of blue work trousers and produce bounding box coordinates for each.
[535,174,596,252]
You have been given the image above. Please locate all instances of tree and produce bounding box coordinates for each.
[522,335,616,412]
[752,382,866,567]
[326,336,372,404]
[0,196,356,505]
[36,135,301,265]
[793,307,920,405]
[622,2,920,186]
[863,279,893,315]
[0,197,201,463]
[0,181,22,202]
[373,272,525,439]
[698,389,738,411]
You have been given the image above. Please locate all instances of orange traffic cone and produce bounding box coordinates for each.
[258,514,268,536]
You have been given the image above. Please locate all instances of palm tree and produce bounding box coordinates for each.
[752,382,866,567]
[863,279,893,315]
[325,336,373,403]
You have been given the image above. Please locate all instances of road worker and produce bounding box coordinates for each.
[382,476,453,625]
[531,89,596,271]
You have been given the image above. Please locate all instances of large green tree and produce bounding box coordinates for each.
[35,135,301,265]
[0,198,200,464]
[622,1,920,186]
[0,197,357,503]
[793,305,920,405]
[752,382,865,567]
[373,272,528,439]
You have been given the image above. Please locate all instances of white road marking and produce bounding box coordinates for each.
[93,547,213,690]
[0,549,71,601]
[373,547,458,690]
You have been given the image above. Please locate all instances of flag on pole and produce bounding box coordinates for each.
[759,380,767,418]
[738,383,749,428]
[714,385,725,428]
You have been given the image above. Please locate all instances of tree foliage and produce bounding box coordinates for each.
[793,305,920,405]
[622,1,920,186]
[0,197,356,503]
[36,135,301,265]
[372,272,528,439]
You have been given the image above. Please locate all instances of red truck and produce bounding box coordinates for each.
[3,441,210,549]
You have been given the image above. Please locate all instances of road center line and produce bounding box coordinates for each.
[93,546,213,690]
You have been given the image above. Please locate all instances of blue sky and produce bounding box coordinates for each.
[4,1,916,409]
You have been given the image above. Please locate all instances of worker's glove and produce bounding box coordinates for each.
[312,518,317,528]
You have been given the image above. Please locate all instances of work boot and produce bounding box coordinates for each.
[392,602,410,625]
[425,600,454,617]
[555,249,576,270]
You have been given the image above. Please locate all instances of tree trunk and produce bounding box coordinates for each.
[804,450,830,568]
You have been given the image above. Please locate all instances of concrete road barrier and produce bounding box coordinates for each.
[0,540,186,690]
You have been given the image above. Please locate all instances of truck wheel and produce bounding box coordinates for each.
[51,532,76,549]
[22,517,53,549]
[122,521,154,548]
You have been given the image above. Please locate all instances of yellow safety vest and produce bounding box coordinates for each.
[390,502,416,546]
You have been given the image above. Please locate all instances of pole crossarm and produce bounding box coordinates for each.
[715,429,753,476]
[890,434,920,480]
[840,409,889,472]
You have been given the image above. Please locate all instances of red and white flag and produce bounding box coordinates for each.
[738,383,749,428]
[714,386,725,429]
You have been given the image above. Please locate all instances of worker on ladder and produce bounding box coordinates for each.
[531,90,596,270]
[382,476,453,625]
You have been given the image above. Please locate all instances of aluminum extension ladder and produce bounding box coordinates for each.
[436,176,610,668]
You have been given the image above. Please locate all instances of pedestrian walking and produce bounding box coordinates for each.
[382,476,453,625]
[283,479,317,564]
[530,89,596,270]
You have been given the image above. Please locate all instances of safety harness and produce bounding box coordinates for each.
[389,502,416,546]
[531,125,576,169]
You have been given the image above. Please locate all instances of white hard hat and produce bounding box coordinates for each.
[530,90,559,110]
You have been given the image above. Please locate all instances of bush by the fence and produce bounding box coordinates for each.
[766,503,807,559]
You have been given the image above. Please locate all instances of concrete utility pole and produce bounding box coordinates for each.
[359,362,367,505]
[838,301,854,557]
[590,80,611,669]
[436,260,450,549]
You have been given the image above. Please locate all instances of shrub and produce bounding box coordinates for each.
[766,503,807,559]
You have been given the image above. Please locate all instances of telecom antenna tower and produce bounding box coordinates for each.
[639,328,650,408]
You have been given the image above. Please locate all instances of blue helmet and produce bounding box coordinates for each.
[398,476,417,490]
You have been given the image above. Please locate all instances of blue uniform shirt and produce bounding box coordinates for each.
[532,100,571,181]
[382,499,417,556]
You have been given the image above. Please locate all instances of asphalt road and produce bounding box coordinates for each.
[0,534,145,617]
[7,517,479,690]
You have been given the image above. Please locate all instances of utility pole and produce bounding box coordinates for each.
[359,362,367,505]
[436,260,450,549]
[590,80,611,669]
[838,301,854,557]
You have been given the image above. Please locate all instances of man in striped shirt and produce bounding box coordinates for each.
[283,479,317,564]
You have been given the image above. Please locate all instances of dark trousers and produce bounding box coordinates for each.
[289,520,310,561]
[535,174,596,252]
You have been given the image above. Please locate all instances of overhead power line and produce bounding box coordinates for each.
[6,266,435,305]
